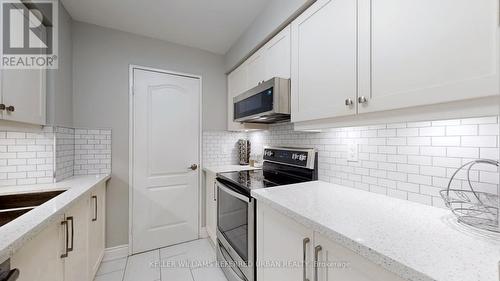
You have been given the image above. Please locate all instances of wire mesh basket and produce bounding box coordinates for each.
[440,159,500,233]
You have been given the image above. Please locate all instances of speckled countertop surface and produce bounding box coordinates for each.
[203,165,261,174]
[0,174,110,264]
[252,181,500,281]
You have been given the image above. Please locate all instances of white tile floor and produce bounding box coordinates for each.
[94,239,228,281]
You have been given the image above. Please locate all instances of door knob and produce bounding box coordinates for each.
[345,98,354,106]
[6,105,14,112]
[189,164,198,171]
[358,96,368,104]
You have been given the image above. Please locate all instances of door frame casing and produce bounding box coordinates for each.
[128,64,203,255]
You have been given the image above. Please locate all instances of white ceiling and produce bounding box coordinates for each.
[61,0,270,54]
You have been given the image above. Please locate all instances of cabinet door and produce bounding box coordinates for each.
[257,203,313,281]
[1,68,46,125]
[358,0,499,114]
[264,25,292,81]
[205,171,217,244]
[64,197,89,281]
[11,215,65,281]
[314,233,403,281]
[291,0,357,123]
[88,183,106,279]
[246,50,266,89]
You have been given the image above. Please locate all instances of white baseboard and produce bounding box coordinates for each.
[199,227,208,239]
[102,244,129,262]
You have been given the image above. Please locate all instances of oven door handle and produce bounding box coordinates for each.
[217,183,251,203]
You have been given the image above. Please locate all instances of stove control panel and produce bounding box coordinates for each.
[263,147,316,169]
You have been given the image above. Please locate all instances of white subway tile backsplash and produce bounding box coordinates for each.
[446,125,477,136]
[479,124,500,136]
[201,116,499,209]
[431,137,461,147]
[419,127,445,137]
[461,136,497,148]
[0,126,112,188]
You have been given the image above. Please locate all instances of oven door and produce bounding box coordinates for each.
[216,180,254,281]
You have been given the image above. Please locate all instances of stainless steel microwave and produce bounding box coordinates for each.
[233,77,290,124]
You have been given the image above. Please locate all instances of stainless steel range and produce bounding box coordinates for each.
[215,147,318,281]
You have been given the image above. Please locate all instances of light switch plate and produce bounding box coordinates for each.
[347,142,359,162]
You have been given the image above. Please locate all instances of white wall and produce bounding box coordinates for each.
[46,2,73,127]
[224,0,312,71]
[72,22,227,247]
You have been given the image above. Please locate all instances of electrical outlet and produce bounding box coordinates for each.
[347,142,358,162]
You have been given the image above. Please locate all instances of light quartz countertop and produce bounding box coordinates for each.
[0,174,110,264]
[251,181,500,281]
[203,165,261,174]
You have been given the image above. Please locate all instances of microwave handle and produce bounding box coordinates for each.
[217,183,251,203]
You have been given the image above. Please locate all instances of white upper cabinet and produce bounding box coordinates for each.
[246,50,266,87]
[291,0,499,125]
[357,0,499,114]
[264,25,291,81]
[1,68,46,125]
[291,0,358,123]
[226,25,292,131]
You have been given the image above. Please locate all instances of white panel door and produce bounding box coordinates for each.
[291,0,357,123]
[257,203,313,281]
[132,68,200,254]
[314,233,404,281]
[358,0,499,113]
[264,25,291,81]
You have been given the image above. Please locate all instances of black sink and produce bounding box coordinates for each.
[0,190,66,227]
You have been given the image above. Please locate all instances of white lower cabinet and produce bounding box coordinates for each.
[257,203,313,281]
[10,184,106,281]
[314,233,403,281]
[88,183,106,278]
[10,214,65,281]
[257,203,404,281]
[205,171,217,244]
[64,196,90,281]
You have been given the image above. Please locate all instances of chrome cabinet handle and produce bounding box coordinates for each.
[60,220,69,258]
[213,181,217,201]
[345,98,354,106]
[189,164,198,171]
[303,238,310,281]
[67,216,74,252]
[6,106,14,112]
[92,196,98,221]
[358,96,368,104]
[314,245,322,281]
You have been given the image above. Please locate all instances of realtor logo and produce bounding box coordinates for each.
[1,0,58,69]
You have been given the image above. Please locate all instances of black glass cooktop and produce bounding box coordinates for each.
[216,161,318,195]
[217,169,278,191]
